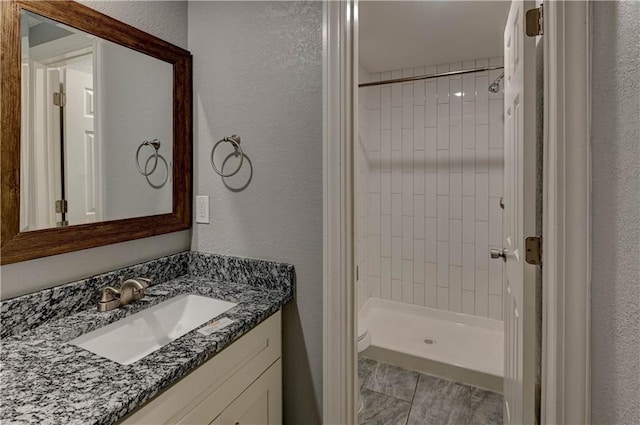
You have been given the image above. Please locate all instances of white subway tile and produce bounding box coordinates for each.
[413,284,425,306]
[392,70,403,106]
[369,170,380,194]
[403,85,414,128]
[476,173,489,221]
[450,173,462,219]
[450,78,462,126]
[463,61,476,101]
[369,193,380,235]
[425,218,437,263]
[392,194,402,236]
[368,127,381,153]
[414,240,425,284]
[449,265,462,312]
[369,107,381,131]
[414,69,425,106]
[475,269,489,317]
[369,235,380,276]
[425,174,437,217]
[489,200,503,246]
[462,243,475,291]
[450,62,462,72]
[450,219,462,266]
[450,126,462,172]
[392,279,402,302]
[437,150,450,195]
[425,128,437,172]
[402,260,413,303]
[437,104,450,149]
[402,216,414,259]
[381,257,391,299]
[475,221,489,270]
[381,214,391,257]
[437,241,450,287]
[462,290,475,315]
[462,197,476,243]
[425,262,437,308]
[392,152,402,193]
[381,172,391,214]
[369,277,381,299]
[489,99,503,148]
[476,124,489,173]
[462,151,476,196]
[402,129,414,172]
[476,75,489,124]
[476,58,489,70]
[463,102,476,149]
[489,254,503,295]
[403,68,415,78]
[381,87,391,130]
[414,161,425,194]
[391,107,402,150]
[488,295,502,320]
[381,130,391,171]
[437,196,450,241]
[392,236,402,279]
[437,64,450,104]
[402,173,414,215]
[437,287,449,309]
[425,81,438,127]
[489,148,503,197]
[414,195,425,238]
[414,106,425,150]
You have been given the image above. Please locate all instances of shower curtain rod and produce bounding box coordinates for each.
[358,65,504,88]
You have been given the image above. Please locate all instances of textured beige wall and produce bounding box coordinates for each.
[188,2,323,423]
[591,2,640,423]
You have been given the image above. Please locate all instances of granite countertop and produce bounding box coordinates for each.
[0,252,294,425]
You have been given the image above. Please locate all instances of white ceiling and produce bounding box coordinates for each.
[359,1,510,73]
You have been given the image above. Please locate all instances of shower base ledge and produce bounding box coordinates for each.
[359,297,504,393]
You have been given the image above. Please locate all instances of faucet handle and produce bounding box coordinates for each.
[135,277,152,288]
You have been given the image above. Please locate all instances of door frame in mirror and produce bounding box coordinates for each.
[1,0,192,265]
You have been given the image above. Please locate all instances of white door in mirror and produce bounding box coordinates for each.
[70,294,236,365]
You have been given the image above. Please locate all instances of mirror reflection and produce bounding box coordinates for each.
[20,10,173,232]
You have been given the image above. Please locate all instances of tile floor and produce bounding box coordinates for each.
[358,357,503,425]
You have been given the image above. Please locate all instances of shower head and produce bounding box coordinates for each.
[488,72,505,93]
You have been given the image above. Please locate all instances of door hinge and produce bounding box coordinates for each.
[55,199,68,214]
[53,92,66,107]
[356,265,359,281]
[525,236,542,265]
[526,4,543,37]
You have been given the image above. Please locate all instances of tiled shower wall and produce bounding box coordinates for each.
[358,57,505,320]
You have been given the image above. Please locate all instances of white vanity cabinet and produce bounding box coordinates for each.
[120,311,282,425]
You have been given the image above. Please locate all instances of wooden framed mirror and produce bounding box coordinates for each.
[1,0,192,265]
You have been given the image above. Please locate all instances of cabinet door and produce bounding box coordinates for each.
[211,359,282,425]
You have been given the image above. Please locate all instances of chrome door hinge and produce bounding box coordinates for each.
[55,199,68,214]
[526,4,543,37]
[525,236,542,265]
[53,92,66,107]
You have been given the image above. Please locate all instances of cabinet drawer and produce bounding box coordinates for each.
[121,311,281,424]
[210,359,282,425]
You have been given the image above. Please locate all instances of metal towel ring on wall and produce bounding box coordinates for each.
[211,134,243,177]
[136,139,161,176]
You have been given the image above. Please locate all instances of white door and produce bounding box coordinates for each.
[64,62,99,225]
[500,1,538,424]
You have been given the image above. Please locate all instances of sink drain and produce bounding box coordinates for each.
[423,337,436,345]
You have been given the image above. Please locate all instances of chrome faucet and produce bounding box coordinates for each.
[98,277,152,312]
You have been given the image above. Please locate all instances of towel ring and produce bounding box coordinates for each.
[136,139,160,176]
[211,134,243,177]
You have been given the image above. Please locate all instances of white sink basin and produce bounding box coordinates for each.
[70,294,237,365]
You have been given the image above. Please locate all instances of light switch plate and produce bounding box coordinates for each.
[195,195,209,224]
